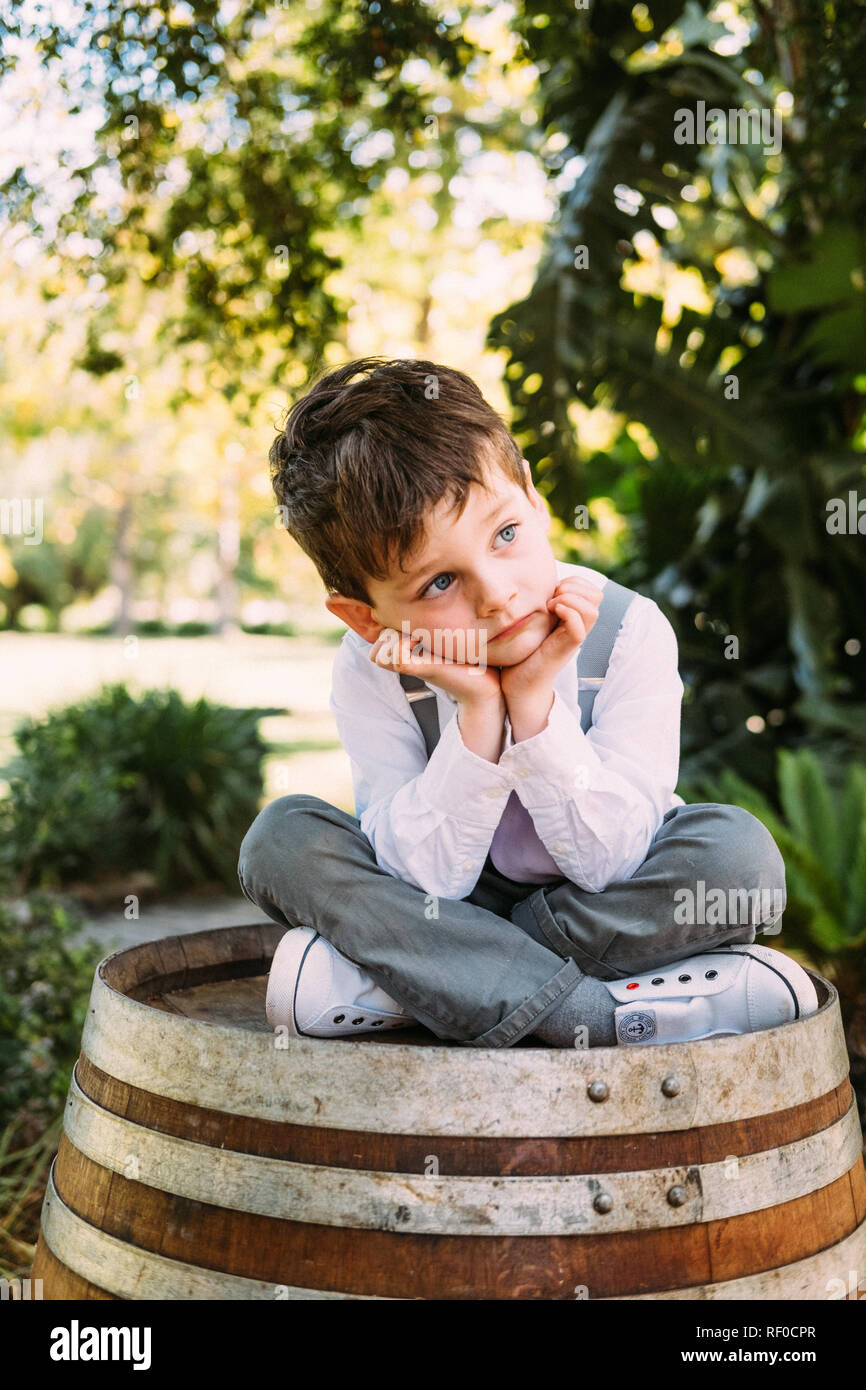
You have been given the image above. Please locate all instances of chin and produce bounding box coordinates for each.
[495,632,546,665]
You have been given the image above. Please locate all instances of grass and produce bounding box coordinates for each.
[0,1114,62,1282]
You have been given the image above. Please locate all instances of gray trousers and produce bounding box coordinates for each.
[237,796,786,1048]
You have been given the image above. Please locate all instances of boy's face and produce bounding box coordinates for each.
[325,453,560,667]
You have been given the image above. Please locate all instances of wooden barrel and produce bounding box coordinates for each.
[31,923,866,1300]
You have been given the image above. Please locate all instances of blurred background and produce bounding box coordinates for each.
[1,0,865,1284]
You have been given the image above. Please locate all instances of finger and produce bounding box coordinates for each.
[547,592,599,620]
[548,598,591,646]
[371,642,397,668]
[558,577,603,598]
[373,642,450,673]
[370,631,412,669]
[551,598,588,634]
[552,579,603,607]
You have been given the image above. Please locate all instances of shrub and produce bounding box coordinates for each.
[0,893,102,1139]
[0,892,103,1279]
[681,747,866,1132]
[0,682,276,893]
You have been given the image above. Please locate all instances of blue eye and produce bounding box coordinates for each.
[419,523,518,599]
[419,571,453,599]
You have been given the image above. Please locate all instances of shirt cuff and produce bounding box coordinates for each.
[499,688,602,808]
[417,705,515,826]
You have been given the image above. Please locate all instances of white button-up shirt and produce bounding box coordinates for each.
[328,560,685,900]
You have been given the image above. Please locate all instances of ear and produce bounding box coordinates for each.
[522,457,552,533]
[325,594,387,644]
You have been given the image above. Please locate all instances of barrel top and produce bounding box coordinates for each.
[77,923,849,1137]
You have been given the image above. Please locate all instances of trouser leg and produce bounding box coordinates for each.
[237,794,580,1047]
[510,802,787,980]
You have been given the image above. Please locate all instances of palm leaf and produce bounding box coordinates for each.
[765,825,845,922]
[837,765,866,901]
[845,789,866,937]
[807,907,854,957]
[777,749,838,870]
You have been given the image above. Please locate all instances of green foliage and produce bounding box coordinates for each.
[0,893,102,1138]
[681,746,866,975]
[489,0,866,794]
[0,683,275,892]
[0,893,100,1278]
[0,505,113,631]
[6,0,865,806]
[4,0,478,413]
[240,621,299,637]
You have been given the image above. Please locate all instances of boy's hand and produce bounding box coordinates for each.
[369,628,503,709]
[500,577,603,714]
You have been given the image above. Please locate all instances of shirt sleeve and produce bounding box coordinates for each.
[329,640,515,899]
[498,597,684,892]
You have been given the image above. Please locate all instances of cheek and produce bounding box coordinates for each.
[420,590,464,617]
[409,602,454,634]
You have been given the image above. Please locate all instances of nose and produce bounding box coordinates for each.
[473,570,519,620]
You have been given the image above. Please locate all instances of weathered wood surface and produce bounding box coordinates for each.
[60,1069,864,1235]
[30,922,866,1300]
[78,924,852,1136]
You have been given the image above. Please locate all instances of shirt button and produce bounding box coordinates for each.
[486,786,501,799]
[462,859,473,872]
[553,842,566,855]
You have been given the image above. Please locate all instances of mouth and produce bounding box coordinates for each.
[492,612,533,641]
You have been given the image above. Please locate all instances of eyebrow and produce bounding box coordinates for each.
[399,499,510,589]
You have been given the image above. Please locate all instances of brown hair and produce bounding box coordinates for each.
[268,356,527,605]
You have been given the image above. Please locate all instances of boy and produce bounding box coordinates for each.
[238,357,816,1049]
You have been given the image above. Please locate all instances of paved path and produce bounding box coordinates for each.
[70,892,276,955]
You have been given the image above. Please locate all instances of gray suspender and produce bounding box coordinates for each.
[575,577,636,729]
[399,671,442,760]
[398,577,637,758]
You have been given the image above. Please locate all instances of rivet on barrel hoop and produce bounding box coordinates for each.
[31,924,863,1302]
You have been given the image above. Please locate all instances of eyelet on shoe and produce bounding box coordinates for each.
[352,1017,364,1024]
[371,1020,383,1026]
[651,977,664,985]
[678,974,692,983]
[333,1014,345,1023]
[705,969,718,979]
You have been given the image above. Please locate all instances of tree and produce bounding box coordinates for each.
[487,0,866,794]
[0,0,476,418]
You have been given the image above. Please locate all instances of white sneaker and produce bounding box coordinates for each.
[605,944,819,1046]
[265,927,418,1038]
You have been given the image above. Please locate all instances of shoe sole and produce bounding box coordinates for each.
[265,927,320,1039]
